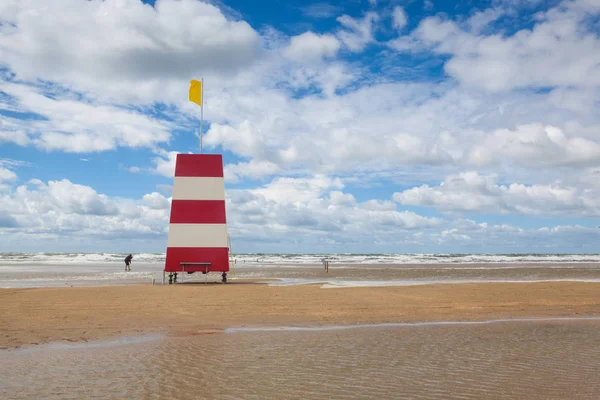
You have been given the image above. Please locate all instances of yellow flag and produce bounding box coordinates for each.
[189,79,202,106]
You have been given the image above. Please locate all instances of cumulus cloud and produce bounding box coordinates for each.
[466,8,504,33]
[426,218,600,253]
[0,168,17,191]
[197,76,600,182]
[394,172,600,217]
[336,12,380,52]
[205,121,267,159]
[403,0,600,91]
[392,6,408,30]
[0,0,261,102]
[143,192,171,210]
[0,172,442,249]
[467,124,600,168]
[226,174,442,247]
[283,32,341,62]
[152,151,179,178]
[224,159,281,183]
[1,83,172,152]
[0,168,17,183]
[0,178,170,241]
[0,171,597,252]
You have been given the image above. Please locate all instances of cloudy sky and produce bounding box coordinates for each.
[1,0,600,253]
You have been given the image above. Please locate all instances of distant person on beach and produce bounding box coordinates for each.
[124,254,133,272]
[321,258,329,273]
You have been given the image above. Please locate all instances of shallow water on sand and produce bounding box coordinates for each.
[1,262,600,288]
[2,319,599,399]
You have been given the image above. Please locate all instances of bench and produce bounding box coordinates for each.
[162,262,226,285]
[179,262,212,283]
[180,262,211,271]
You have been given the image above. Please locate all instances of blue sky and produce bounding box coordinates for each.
[1,0,600,253]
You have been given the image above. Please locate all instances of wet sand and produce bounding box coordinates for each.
[1,281,599,349]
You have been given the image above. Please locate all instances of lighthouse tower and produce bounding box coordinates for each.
[164,154,229,283]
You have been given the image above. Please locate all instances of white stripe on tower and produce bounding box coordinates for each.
[167,224,229,248]
[171,177,225,200]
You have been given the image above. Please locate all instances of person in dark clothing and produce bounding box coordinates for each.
[124,254,133,272]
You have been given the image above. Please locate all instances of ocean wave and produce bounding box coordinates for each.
[1,252,600,265]
[0,252,166,264]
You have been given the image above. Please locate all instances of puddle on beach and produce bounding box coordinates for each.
[1,319,600,399]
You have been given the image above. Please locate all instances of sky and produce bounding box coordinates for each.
[1,0,600,254]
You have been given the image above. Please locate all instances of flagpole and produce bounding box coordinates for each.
[199,78,204,154]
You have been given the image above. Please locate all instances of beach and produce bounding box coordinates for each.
[2,256,600,399]
[2,281,599,349]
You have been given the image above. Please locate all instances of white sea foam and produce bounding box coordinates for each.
[225,316,600,333]
[0,252,165,265]
[260,278,600,289]
[2,252,600,266]
[319,278,600,288]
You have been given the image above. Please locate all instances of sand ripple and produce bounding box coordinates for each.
[1,320,599,399]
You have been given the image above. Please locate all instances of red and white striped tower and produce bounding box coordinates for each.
[164,154,229,283]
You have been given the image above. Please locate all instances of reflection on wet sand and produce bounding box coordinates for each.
[2,319,599,400]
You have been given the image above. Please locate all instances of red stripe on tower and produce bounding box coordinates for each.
[174,154,224,177]
[169,200,226,224]
[164,154,229,273]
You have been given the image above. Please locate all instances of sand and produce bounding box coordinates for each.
[1,281,599,349]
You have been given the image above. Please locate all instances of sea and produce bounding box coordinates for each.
[1,253,600,399]
[1,252,600,289]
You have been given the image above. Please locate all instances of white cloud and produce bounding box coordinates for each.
[0,160,19,191]
[226,174,442,247]
[0,178,170,239]
[45,179,120,216]
[283,32,341,62]
[203,82,457,172]
[0,173,442,249]
[336,12,380,52]
[1,83,172,152]
[467,8,504,33]
[0,0,261,104]
[142,192,171,210]
[1,172,598,252]
[394,171,600,216]
[300,3,342,19]
[153,151,179,178]
[425,218,600,252]
[252,175,344,204]
[405,1,600,91]
[198,76,600,183]
[224,160,281,183]
[467,124,600,168]
[0,168,17,191]
[0,168,17,183]
[0,129,30,146]
[205,121,264,158]
[392,6,408,31]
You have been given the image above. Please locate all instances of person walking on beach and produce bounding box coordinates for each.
[321,258,329,273]
[124,254,133,272]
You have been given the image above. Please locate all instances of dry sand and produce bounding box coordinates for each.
[1,281,599,349]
